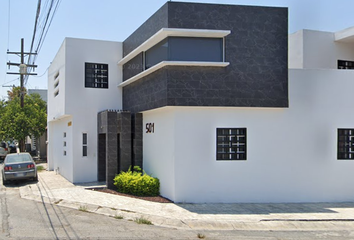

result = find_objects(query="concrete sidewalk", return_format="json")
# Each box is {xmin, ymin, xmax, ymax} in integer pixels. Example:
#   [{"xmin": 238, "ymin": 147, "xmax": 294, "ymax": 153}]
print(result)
[{"xmin": 19, "ymin": 167, "xmax": 354, "ymax": 230}]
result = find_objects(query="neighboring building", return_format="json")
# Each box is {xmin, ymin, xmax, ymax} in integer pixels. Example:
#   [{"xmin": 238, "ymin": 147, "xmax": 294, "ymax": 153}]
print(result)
[
  {"xmin": 48, "ymin": 2, "xmax": 354, "ymax": 203},
  {"xmin": 27, "ymin": 89, "xmax": 48, "ymax": 160},
  {"xmin": 28, "ymin": 89, "xmax": 47, "ymax": 103}
]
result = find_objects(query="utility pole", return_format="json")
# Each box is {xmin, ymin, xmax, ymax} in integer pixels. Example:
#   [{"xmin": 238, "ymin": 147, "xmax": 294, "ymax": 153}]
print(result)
[
  {"xmin": 6, "ymin": 38, "xmax": 38, "ymax": 153},
  {"xmin": 7, "ymin": 38, "xmax": 37, "ymax": 107}
]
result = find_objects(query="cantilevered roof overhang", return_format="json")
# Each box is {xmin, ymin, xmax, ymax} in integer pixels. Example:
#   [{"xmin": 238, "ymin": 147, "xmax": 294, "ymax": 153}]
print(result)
[{"xmin": 335, "ymin": 26, "xmax": 354, "ymax": 43}]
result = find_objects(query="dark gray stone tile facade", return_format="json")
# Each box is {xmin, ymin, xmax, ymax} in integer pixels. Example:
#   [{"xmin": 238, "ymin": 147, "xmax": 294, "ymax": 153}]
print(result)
[
  {"xmin": 122, "ymin": 2, "xmax": 288, "ymax": 112},
  {"xmin": 123, "ymin": 53, "xmax": 144, "ymax": 81},
  {"xmin": 123, "ymin": 4, "xmax": 168, "ymax": 57},
  {"xmin": 132, "ymin": 113, "xmax": 143, "ymax": 168},
  {"xmin": 97, "ymin": 110, "xmax": 143, "ymax": 189}
]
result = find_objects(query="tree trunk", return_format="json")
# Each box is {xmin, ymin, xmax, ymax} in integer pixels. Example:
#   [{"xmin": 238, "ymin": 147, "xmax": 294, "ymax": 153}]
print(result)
[{"xmin": 19, "ymin": 139, "xmax": 25, "ymax": 153}]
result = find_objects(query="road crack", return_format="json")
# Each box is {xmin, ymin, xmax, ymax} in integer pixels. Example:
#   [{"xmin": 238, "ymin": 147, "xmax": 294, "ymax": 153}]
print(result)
[{"xmin": 0, "ymin": 187, "xmax": 10, "ymax": 237}]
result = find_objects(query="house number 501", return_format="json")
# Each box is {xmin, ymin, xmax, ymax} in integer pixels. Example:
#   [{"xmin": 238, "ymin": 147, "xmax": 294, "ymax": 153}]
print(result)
[{"xmin": 146, "ymin": 123, "xmax": 154, "ymax": 133}]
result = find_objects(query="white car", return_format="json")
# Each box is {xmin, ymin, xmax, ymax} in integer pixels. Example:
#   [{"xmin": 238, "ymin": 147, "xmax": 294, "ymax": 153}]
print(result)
[{"xmin": 0, "ymin": 142, "xmax": 10, "ymax": 160}]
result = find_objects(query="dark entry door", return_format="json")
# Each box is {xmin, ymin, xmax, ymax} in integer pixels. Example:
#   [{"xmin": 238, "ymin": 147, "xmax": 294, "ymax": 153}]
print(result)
[{"xmin": 98, "ymin": 134, "xmax": 106, "ymax": 182}]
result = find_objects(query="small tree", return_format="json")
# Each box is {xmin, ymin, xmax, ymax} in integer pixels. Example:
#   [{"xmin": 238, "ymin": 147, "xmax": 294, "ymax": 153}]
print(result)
[
  {"xmin": 0, "ymin": 91, "xmax": 47, "ymax": 152},
  {"xmin": 7, "ymin": 86, "xmax": 25, "ymax": 101}
]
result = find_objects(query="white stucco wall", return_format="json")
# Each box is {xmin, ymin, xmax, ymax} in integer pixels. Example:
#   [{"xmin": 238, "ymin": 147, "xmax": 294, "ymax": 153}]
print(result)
[
  {"xmin": 143, "ymin": 69, "xmax": 354, "ymax": 203},
  {"xmin": 289, "ymin": 29, "xmax": 354, "ymax": 69},
  {"xmin": 48, "ymin": 38, "xmax": 123, "ymax": 183},
  {"xmin": 288, "ymin": 30, "xmax": 303, "ymax": 69},
  {"xmin": 48, "ymin": 40, "xmax": 66, "ymax": 121},
  {"xmin": 47, "ymin": 116, "xmax": 73, "ymax": 182},
  {"xmin": 65, "ymin": 38, "xmax": 123, "ymax": 183},
  {"xmin": 143, "ymin": 108, "xmax": 176, "ymax": 201}
]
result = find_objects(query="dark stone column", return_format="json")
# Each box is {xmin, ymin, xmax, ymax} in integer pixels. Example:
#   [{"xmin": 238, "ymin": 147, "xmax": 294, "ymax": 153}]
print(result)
[
  {"xmin": 117, "ymin": 112, "xmax": 132, "ymax": 172},
  {"xmin": 133, "ymin": 113, "xmax": 143, "ymax": 168},
  {"xmin": 106, "ymin": 111, "xmax": 119, "ymax": 189},
  {"xmin": 98, "ymin": 110, "xmax": 139, "ymax": 189}
]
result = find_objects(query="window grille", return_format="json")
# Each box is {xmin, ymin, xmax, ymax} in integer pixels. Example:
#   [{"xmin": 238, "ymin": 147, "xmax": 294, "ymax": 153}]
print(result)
[
  {"xmin": 83, "ymin": 133, "xmax": 88, "ymax": 157},
  {"xmin": 85, "ymin": 63, "xmax": 108, "ymax": 88},
  {"xmin": 217, "ymin": 128, "xmax": 246, "ymax": 160},
  {"xmin": 338, "ymin": 129, "xmax": 354, "ymax": 160},
  {"xmin": 338, "ymin": 60, "xmax": 354, "ymax": 70}
]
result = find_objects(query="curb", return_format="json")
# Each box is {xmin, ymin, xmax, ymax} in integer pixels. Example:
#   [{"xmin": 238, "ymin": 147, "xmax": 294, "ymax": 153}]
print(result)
[{"xmin": 19, "ymin": 185, "xmax": 354, "ymax": 231}]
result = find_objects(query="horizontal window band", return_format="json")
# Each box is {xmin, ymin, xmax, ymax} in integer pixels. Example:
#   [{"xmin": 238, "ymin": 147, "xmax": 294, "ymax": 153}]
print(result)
[{"xmin": 118, "ymin": 28, "xmax": 231, "ymax": 66}]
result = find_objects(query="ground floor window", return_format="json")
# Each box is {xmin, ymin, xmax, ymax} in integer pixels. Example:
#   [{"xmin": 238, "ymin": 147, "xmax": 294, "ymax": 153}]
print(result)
[
  {"xmin": 338, "ymin": 129, "xmax": 354, "ymax": 160},
  {"xmin": 83, "ymin": 133, "xmax": 87, "ymax": 157},
  {"xmin": 217, "ymin": 128, "xmax": 246, "ymax": 160},
  {"xmin": 338, "ymin": 60, "xmax": 354, "ymax": 70}
]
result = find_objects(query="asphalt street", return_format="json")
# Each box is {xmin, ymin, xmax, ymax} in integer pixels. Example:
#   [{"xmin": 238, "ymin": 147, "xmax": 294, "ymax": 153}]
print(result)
[{"xmin": 1, "ymin": 163, "xmax": 354, "ymax": 239}]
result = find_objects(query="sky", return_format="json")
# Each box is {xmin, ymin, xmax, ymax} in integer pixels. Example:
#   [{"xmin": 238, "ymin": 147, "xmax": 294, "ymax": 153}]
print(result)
[{"xmin": 0, "ymin": 0, "xmax": 353, "ymax": 100}]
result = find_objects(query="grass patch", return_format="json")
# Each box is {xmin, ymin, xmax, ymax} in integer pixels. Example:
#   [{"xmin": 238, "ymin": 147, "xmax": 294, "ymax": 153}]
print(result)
[
  {"xmin": 114, "ymin": 215, "xmax": 124, "ymax": 220},
  {"xmin": 54, "ymin": 199, "xmax": 63, "ymax": 204},
  {"xmin": 134, "ymin": 217, "xmax": 152, "ymax": 225},
  {"xmin": 78, "ymin": 205, "xmax": 88, "ymax": 212},
  {"xmin": 197, "ymin": 233, "xmax": 206, "ymax": 239},
  {"xmin": 36, "ymin": 165, "xmax": 45, "ymax": 172}
]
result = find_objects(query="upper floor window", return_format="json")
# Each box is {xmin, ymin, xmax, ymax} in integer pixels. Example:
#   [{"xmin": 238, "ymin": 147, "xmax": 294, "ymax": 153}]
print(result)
[
  {"xmin": 338, "ymin": 60, "xmax": 354, "ymax": 70},
  {"xmin": 54, "ymin": 71, "xmax": 60, "ymax": 80},
  {"xmin": 145, "ymin": 37, "xmax": 224, "ymax": 69},
  {"xmin": 85, "ymin": 63, "xmax": 108, "ymax": 88},
  {"xmin": 217, "ymin": 128, "xmax": 247, "ymax": 161},
  {"xmin": 338, "ymin": 129, "xmax": 354, "ymax": 160}
]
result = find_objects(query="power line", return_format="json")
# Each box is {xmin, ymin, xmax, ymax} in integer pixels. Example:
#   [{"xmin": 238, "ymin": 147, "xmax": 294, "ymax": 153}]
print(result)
[
  {"xmin": 36, "ymin": 0, "xmax": 62, "ymax": 54},
  {"xmin": 25, "ymin": 0, "xmax": 62, "ymax": 85},
  {"xmin": 7, "ymin": 0, "xmax": 11, "ymax": 51},
  {"xmin": 2, "ymin": 77, "xmax": 19, "ymax": 86},
  {"xmin": 3, "ymin": 0, "xmax": 12, "ymax": 92},
  {"xmin": 28, "ymin": 0, "xmax": 41, "ymax": 60},
  {"xmin": 33, "ymin": 67, "xmax": 49, "ymax": 78}
]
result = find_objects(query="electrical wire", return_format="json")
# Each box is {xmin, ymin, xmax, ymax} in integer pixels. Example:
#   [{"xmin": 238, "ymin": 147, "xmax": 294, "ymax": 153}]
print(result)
[
  {"xmin": 25, "ymin": 0, "xmax": 62, "ymax": 85},
  {"xmin": 3, "ymin": 0, "xmax": 12, "ymax": 96},
  {"xmin": 33, "ymin": 67, "xmax": 49, "ymax": 78},
  {"xmin": 2, "ymin": 78, "xmax": 19, "ymax": 86},
  {"xmin": 7, "ymin": 0, "xmax": 11, "ymax": 52},
  {"xmin": 36, "ymin": 0, "xmax": 61, "ymax": 54},
  {"xmin": 28, "ymin": 0, "xmax": 41, "ymax": 60}
]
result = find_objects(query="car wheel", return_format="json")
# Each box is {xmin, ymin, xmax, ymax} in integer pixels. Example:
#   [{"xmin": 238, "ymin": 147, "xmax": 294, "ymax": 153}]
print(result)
[
  {"xmin": 2, "ymin": 178, "xmax": 7, "ymax": 185},
  {"xmin": 34, "ymin": 175, "xmax": 38, "ymax": 182}
]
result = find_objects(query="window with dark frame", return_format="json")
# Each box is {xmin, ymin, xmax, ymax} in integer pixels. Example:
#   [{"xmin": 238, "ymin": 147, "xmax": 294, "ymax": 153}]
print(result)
[
  {"xmin": 85, "ymin": 63, "xmax": 108, "ymax": 88},
  {"xmin": 338, "ymin": 60, "xmax": 354, "ymax": 70},
  {"xmin": 217, "ymin": 128, "xmax": 247, "ymax": 161},
  {"xmin": 83, "ymin": 133, "xmax": 87, "ymax": 157},
  {"xmin": 338, "ymin": 129, "xmax": 354, "ymax": 160},
  {"xmin": 144, "ymin": 37, "xmax": 224, "ymax": 70}
]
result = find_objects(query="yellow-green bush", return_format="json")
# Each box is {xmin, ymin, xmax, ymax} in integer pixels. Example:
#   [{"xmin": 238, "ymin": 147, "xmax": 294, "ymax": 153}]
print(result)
[{"xmin": 113, "ymin": 166, "xmax": 160, "ymax": 196}]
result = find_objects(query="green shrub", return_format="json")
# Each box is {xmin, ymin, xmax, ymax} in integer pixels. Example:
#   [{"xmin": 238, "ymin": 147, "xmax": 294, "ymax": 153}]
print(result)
[{"xmin": 113, "ymin": 166, "xmax": 160, "ymax": 197}]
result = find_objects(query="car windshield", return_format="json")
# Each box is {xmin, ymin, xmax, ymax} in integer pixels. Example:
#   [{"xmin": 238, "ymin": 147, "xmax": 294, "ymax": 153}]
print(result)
[
  {"xmin": 0, "ymin": 142, "xmax": 6, "ymax": 148},
  {"xmin": 6, "ymin": 154, "xmax": 32, "ymax": 163}
]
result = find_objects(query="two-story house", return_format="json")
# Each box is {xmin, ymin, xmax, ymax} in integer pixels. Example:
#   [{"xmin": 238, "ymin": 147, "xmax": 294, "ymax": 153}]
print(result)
[{"xmin": 48, "ymin": 1, "xmax": 354, "ymax": 203}]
